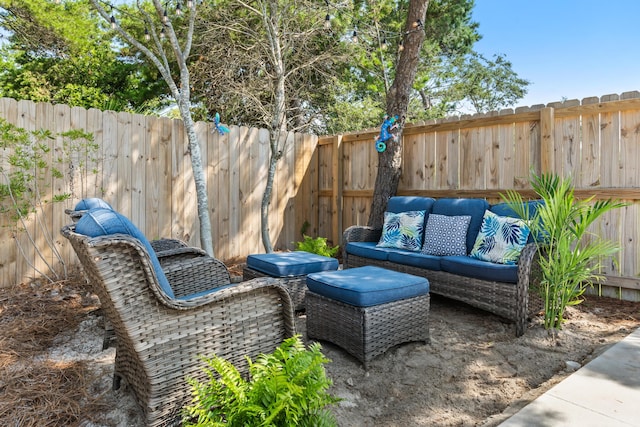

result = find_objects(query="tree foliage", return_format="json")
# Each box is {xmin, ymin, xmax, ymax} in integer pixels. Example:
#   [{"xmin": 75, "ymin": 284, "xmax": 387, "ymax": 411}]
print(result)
[
  {"xmin": 0, "ymin": 117, "xmax": 99, "ymax": 282},
  {"xmin": 0, "ymin": 0, "xmax": 167, "ymax": 111},
  {"xmin": 191, "ymin": 0, "xmax": 352, "ymax": 251},
  {"xmin": 326, "ymin": 0, "xmax": 529, "ymax": 133},
  {"xmin": 190, "ymin": 0, "xmax": 350, "ymax": 133}
]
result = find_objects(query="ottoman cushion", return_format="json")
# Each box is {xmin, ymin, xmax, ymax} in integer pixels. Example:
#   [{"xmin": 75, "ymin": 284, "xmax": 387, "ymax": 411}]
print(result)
[
  {"xmin": 246, "ymin": 251, "xmax": 338, "ymax": 277},
  {"xmin": 306, "ymin": 266, "xmax": 429, "ymax": 307}
]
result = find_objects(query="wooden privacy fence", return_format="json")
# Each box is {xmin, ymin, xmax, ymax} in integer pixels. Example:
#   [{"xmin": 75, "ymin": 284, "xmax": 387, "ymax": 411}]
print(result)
[
  {"xmin": 317, "ymin": 92, "xmax": 640, "ymax": 300},
  {"xmin": 2, "ymin": 93, "xmax": 640, "ymax": 301},
  {"xmin": 0, "ymin": 97, "xmax": 318, "ymax": 287}
]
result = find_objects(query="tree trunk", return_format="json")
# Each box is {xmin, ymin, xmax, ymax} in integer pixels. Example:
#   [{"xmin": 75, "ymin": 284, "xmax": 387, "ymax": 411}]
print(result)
[
  {"xmin": 261, "ymin": 150, "xmax": 279, "ymax": 253},
  {"xmin": 368, "ymin": 0, "xmax": 430, "ymax": 229},
  {"xmin": 259, "ymin": 0, "xmax": 288, "ymax": 253},
  {"xmin": 179, "ymin": 101, "xmax": 215, "ymax": 257}
]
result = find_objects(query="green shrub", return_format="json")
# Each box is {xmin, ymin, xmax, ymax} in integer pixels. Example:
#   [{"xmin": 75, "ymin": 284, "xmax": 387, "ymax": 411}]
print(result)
[
  {"xmin": 184, "ymin": 335, "xmax": 340, "ymax": 426},
  {"xmin": 295, "ymin": 235, "xmax": 339, "ymax": 258},
  {"xmin": 503, "ymin": 172, "xmax": 626, "ymax": 333},
  {"xmin": 0, "ymin": 118, "xmax": 98, "ymax": 282}
]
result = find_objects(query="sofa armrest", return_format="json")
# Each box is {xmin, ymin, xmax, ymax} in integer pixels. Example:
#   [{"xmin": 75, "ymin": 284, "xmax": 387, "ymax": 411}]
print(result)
[
  {"xmin": 515, "ymin": 242, "xmax": 544, "ymax": 336},
  {"xmin": 342, "ymin": 225, "xmax": 382, "ymax": 267},
  {"xmin": 343, "ymin": 225, "xmax": 382, "ymax": 244}
]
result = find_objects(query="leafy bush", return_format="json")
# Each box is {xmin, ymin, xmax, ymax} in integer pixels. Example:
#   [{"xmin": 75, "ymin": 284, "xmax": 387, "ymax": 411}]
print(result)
[
  {"xmin": 184, "ymin": 335, "xmax": 340, "ymax": 426},
  {"xmin": 295, "ymin": 235, "xmax": 339, "ymax": 258},
  {"xmin": 503, "ymin": 172, "xmax": 626, "ymax": 332},
  {"xmin": 0, "ymin": 118, "xmax": 98, "ymax": 282}
]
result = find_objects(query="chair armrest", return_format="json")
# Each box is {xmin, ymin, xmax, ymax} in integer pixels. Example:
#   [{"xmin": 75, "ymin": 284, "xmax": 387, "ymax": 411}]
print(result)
[
  {"xmin": 163, "ymin": 255, "xmax": 232, "ymax": 298},
  {"xmin": 157, "ymin": 246, "xmax": 210, "ymax": 268},
  {"xmin": 153, "ymin": 276, "xmax": 296, "ymax": 341},
  {"xmin": 151, "ymin": 238, "xmax": 189, "ymax": 253}
]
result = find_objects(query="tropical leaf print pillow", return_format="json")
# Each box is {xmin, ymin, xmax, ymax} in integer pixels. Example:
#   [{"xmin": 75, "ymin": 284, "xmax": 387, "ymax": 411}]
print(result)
[
  {"xmin": 376, "ymin": 210, "xmax": 426, "ymax": 251},
  {"xmin": 470, "ymin": 210, "xmax": 531, "ymax": 264}
]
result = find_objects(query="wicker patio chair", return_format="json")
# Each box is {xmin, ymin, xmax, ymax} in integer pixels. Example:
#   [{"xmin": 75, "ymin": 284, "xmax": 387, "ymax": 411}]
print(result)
[{"xmin": 61, "ymin": 212, "xmax": 295, "ymax": 427}]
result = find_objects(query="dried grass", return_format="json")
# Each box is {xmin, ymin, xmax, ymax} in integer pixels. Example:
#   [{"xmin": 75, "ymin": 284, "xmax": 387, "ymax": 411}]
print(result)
[
  {"xmin": 0, "ymin": 273, "xmax": 111, "ymax": 426},
  {"xmin": 0, "ymin": 359, "xmax": 111, "ymax": 426}
]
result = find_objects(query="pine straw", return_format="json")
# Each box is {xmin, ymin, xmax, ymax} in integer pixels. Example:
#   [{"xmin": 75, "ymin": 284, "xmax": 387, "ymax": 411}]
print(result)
[
  {"xmin": 0, "ymin": 359, "xmax": 111, "ymax": 426},
  {"xmin": 0, "ymin": 273, "xmax": 112, "ymax": 426}
]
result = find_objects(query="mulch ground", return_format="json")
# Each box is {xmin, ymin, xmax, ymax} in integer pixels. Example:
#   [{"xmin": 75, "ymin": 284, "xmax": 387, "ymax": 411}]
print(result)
[{"xmin": 1, "ymin": 267, "xmax": 639, "ymax": 426}]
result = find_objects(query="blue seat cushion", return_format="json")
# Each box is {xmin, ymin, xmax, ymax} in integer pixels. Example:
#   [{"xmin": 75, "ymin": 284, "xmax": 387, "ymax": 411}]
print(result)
[
  {"xmin": 306, "ymin": 266, "xmax": 430, "ymax": 307},
  {"xmin": 431, "ymin": 198, "xmax": 489, "ymax": 254},
  {"xmin": 440, "ymin": 255, "xmax": 518, "ymax": 283},
  {"xmin": 387, "ymin": 251, "xmax": 442, "ymax": 271},
  {"xmin": 74, "ymin": 197, "xmax": 113, "ymax": 211},
  {"xmin": 246, "ymin": 251, "xmax": 339, "ymax": 277},
  {"xmin": 346, "ymin": 242, "xmax": 409, "ymax": 261},
  {"xmin": 75, "ymin": 208, "xmax": 175, "ymax": 298}
]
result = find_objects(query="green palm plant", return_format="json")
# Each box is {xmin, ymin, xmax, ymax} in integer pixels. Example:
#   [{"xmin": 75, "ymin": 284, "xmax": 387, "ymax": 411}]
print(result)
[
  {"xmin": 183, "ymin": 335, "xmax": 340, "ymax": 427},
  {"xmin": 503, "ymin": 172, "xmax": 627, "ymax": 333}
]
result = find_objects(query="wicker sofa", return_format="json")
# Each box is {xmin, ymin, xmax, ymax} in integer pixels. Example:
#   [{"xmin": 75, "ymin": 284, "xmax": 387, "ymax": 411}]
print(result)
[{"xmin": 342, "ymin": 196, "xmax": 543, "ymax": 336}]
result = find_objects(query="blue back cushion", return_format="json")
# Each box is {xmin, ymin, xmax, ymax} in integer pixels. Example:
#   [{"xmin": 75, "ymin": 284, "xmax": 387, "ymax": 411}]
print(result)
[
  {"xmin": 386, "ymin": 196, "xmax": 436, "ymax": 214},
  {"xmin": 74, "ymin": 198, "xmax": 113, "ymax": 212},
  {"xmin": 75, "ymin": 208, "xmax": 174, "ymax": 299},
  {"xmin": 490, "ymin": 200, "xmax": 544, "ymax": 219},
  {"xmin": 432, "ymin": 198, "xmax": 489, "ymax": 254}
]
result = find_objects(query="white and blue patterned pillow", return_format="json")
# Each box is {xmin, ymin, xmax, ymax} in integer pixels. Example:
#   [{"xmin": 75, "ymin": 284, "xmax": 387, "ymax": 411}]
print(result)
[
  {"xmin": 470, "ymin": 210, "xmax": 531, "ymax": 264},
  {"xmin": 377, "ymin": 210, "xmax": 426, "ymax": 251},
  {"xmin": 421, "ymin": 214, "xmax": 471, "ymax": 256}
]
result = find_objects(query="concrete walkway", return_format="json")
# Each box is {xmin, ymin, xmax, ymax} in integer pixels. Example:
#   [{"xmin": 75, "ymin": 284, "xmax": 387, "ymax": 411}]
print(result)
[{"xmin": 498, "ymin": 327, "xmax": 640, "ymax": 426}]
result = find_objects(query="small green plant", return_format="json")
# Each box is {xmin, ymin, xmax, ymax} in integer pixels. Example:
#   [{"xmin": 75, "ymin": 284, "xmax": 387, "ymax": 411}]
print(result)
[
  {"xmin": 184, "ymin": 335, "xmax": 340, "ymax": 426},
  {"xmin": 503, "ymin": 172, "xmax": 627, "ymax": 333},
  {"xmin": 0, "ymin": 118, "xmax": 98, "ymax": 282},
  {"xmin": 295, "ymin": 234, "xmax": 339, "ymax": 258}
]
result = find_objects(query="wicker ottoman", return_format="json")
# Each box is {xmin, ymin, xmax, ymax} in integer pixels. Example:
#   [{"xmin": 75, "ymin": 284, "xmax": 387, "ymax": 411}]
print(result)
[
  {"xmin": 243, "ymin": 251, "xmax": 339, "ymax": 311},
  {"xmin": 305, "ymin": 266, "xmax": 430, "ymax": 368}
]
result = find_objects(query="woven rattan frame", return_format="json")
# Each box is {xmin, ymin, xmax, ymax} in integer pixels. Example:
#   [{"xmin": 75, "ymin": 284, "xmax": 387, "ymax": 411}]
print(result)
[
  {"xmin": 306, "ymin": 291, "xmax": 430, "ymax": 369},
  {"xmin": 342, "ymin": 225, "xmax": 543, "ymax": 337},
  {"xmin": 242, "ymin": 266, "xmax": 308, "ymax": 311},
  {"xmin": 61, "ymin": 224, "xmax": 296, "ymax": 427}
]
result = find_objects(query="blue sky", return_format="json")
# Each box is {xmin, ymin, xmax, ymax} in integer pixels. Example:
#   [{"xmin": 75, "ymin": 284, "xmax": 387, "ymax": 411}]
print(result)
[{"xmin": 471, "ymin": 0, "xmax": 640, "ymax": 108}]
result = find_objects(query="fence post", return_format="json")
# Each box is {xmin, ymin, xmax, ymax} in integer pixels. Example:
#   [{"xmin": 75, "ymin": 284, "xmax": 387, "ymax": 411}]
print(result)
[
  {"xmin": 331, "ymin": 135, "xmax": 343, "ymax": 247},
  {"xmin": 540, "ymin": 107, "xmax": 555, "ymax": 174}
]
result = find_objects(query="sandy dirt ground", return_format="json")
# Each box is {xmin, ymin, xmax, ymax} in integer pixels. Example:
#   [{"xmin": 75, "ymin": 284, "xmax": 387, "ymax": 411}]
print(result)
[{"xmin": 2, "ymin": 269, "xmax": 639, "ymax": 427}]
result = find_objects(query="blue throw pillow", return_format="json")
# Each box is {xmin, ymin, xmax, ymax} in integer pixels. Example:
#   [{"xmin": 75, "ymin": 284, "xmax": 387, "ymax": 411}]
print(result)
[
  {"xmin": 432, "ymin": 198, "xmax": 489, "ymax": 254},
  {"xmin": 377, "ymin": 210, "xmax": 426, "ymax": 251},
  {"xmin": 470, "ymin": 210, "xmax": 531, "ymax": 265},
  {"xmin": 421, "ymin": 214, "xmax": 471, "ymax": 256},
  {"xmin": 75, "ymin": 208, "xmax": 174, "ymax": 298}
]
